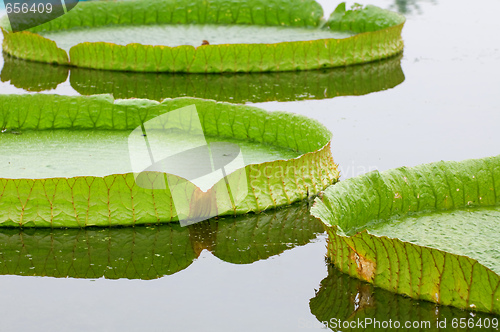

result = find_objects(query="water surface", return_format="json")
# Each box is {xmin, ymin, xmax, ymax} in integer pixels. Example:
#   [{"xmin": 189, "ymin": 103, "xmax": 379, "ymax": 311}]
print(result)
[{"xmin": 1, "ymin": 0, "xmax": 500, "ymax": 330}]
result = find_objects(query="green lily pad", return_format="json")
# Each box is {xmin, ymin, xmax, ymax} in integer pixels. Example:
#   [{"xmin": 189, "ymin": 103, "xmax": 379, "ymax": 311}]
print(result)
[
  {"xmin": 0, "ymin": 200, "xmax": 322, "ymax": 279},
  {"xmin": 311, "ymin": 155, "xmax": 500, "ymax": 314},
  {"xmin": 0, "ymin": 94, "xmax": 339, "ymax": 227},
  {"xmin": 0, "ymin": 224, "xmax": 196, "ymax": 279},
  {"xmin": 0, "ymin": 53, "xmax": 405, "ymax": 102},
  {"xmin": 368, "ymin": 206, "xmax": 500, "ymax": 275},
  {"xmin": 39, "ymin": 24, "xmax": 355, "ymax": 52},
  {"xmin": 310, "ymin": 265, "xmax": 500, "ymax": 331},
  {"xmin": 0, "ymin": 55, "xmax": 70, "ymax": 92},
  {"xmin": 0, "ymin": 0, "xmax": 405, "ymax": 72}
]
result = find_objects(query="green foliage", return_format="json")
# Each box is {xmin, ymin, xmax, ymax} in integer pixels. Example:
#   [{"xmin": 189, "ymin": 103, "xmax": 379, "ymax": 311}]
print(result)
[
  {"xmin": 312, "ymin": 155, "xmax": 500, "ymax": 314},
  {"xmin": 212, "ymin": 200, "xmax": 323, "ymax": 264},
  {"xmin": 1, "ymin": 54, "xmax": 69, "ymax": 91},
  {"xmin": 0, "ymin": 94, "xmax": 338, "ymax": 227}
]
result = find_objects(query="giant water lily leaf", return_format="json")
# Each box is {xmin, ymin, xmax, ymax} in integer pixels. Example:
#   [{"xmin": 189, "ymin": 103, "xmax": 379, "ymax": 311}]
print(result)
[
  {"xmin": 0, "ymin": 200, "xmax": 322, "ymax": 279},
  {"xmin": 0, "ymin": 53, "xmax": 404, "ymax": 102},
  {"xmin": 0, "ymin": 94, "xmax": 338, "ymax": 227},
  {"xmin": 0, "ymin": 0, "xmax": 405, "ymax": 72},
  {"xmin": 0, "ymin": 224, "xmax": 196, "ymax": 279},
  {"xmin": 311, "ymin": 155, "xmax": 500, "ymax": 314},
  {"xmin": 310, "ymin": 265, "xmax": 499, "ymax": 331}
]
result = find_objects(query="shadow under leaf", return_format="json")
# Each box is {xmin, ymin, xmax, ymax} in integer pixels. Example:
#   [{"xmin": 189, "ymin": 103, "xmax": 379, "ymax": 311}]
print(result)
[
  {"xmin": 1, "ymin": 53, "xmax": 69, "ymax": 92},
  {"xmin": 0, "ymin": 200, "xmax": 323, "ymax": 280}
]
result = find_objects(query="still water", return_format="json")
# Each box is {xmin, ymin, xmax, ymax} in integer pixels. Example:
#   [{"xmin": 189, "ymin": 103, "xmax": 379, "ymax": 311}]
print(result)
[{"xmin": 0, "ymin": 0, "xmax": 500, "ymax": 331}]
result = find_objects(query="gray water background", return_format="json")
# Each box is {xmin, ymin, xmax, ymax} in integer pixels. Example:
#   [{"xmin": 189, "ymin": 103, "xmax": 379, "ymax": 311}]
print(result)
[{"xmin": 0, "ymin": 0, "xmax": 499, "ymax": 330}]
